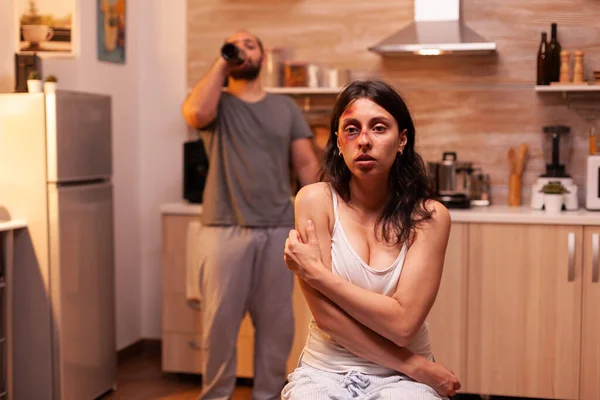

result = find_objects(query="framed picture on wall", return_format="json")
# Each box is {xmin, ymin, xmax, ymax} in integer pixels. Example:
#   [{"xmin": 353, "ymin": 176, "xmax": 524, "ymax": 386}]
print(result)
[
  {"xmin": 16, "ymin": 0, "xmax": 74, "ymax": 56},
  {"xmin": 97, "ymin": 0, "xmax": 126, "ymax": 64}
]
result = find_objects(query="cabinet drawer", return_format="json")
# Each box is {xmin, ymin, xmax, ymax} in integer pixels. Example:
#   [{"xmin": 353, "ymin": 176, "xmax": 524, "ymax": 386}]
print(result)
[
  {"xmin": 162, "ymin": 332, "xmax": 203, "ymax": 374},
  {"xmin": 162, "ymin": 291, "xmax": 201, "ymax": 333},
  {"xmin": 162, "ymin": 315, "xmax": 255, "ymax": 378},
  {"xmin": 162, "ymin": 215, "xmax": 201, "ymax": 294}
]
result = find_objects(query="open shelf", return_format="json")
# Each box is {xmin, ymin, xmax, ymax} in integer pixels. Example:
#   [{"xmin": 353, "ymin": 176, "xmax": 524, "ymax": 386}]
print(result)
[
  {"xmin": 535, "ymin": 83, "xmax": 600, "ymax": 120},
  {"xmin": 535, "ymin": 84, "xmax": 600, "ymax": 93}
]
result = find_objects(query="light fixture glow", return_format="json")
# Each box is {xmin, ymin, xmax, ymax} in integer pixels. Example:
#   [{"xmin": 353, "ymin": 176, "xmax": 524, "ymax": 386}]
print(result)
[{"xmin": 417, "ymin": 49, "xmax": 442, "ymax": 56}]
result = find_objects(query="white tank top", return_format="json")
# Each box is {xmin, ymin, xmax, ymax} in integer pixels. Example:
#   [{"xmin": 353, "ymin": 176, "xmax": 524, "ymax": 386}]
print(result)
[{"xmin": 299, "ymin": 185, "xmax": 433, "ymax": 375}]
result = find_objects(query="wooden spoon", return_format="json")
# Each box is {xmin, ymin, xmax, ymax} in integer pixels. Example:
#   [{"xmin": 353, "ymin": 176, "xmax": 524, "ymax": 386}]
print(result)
[
  {"xmin": 516, "ymin": 143, "xmax": 529, "ymax": 176},
  {"xmin": 508, "ymin": 147, "xmax": 516, "ymax": 175}
]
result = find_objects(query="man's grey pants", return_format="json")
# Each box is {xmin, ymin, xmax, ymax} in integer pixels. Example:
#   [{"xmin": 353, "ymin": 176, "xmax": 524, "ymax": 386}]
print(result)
[{"xmin": 195, "ymin": 225, "xmax": 294, "ymax": 400}]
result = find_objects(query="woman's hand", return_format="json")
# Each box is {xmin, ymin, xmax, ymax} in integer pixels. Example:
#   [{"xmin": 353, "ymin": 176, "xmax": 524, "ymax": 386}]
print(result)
[
  {"xmin": 284, "ymin": 220, "xmax": 325, "ymax": 282},
  {"xmin": 414, "ymin": 360, "xmax": 461, "ymax": 398}
]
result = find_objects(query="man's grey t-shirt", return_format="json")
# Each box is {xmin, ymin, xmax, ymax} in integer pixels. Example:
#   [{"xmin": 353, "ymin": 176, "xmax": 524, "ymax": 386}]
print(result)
[{"xmin": 199, "ymin": 92, "xmax": 313, "ymax": 228}]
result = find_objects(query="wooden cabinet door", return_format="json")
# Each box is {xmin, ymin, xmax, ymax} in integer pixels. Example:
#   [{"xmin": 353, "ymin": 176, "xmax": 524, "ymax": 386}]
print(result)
[
  {"xmin": 161, "ymin": 215, "xmax": 204, "ymax": 374},
  {"xmin": 162, "ymin": 215, "xmax": 203, "ymax": 335},
  {"xmin": 161, "ymin": 215, "xmax": 255, "ymax": 377},
  {"xmin": 467, "ymin": 223, "xmax": 583, "ymax": 399},
  {"xmin": 580, "ymin": 227, "xmax": 600, "ymax": 400},
  {"xmin": 427, "ymin": 222, "xmax": 469, "ymax": 389}
]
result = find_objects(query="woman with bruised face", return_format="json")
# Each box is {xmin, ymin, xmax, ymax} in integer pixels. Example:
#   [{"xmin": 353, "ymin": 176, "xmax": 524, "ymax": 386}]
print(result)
[{"xmin": 282, "ymin": 80, "xmax": 461, "ymax": 399}]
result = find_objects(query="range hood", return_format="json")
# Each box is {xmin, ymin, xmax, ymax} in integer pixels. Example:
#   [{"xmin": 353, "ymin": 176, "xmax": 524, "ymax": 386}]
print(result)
[{"xmin": 368, "ymin": 0, "xmax": 496, "ymax": 55}]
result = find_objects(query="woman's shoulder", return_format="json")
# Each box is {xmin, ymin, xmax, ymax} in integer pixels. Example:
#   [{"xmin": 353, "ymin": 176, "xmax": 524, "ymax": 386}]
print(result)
[
  {"xmin": 295, "ymin": 182, "xmax": 333, "ymax": 209},
  {"xmin": 406, "ymin": 199, "xmax": 451, "ymax": 248},
  {"xmin": 294, "ymin": 182, "xmax": 336, "ymax": 232},
  {"xmin": 421, "ymin": 199, "xmax": 451, "ymax": 228}
]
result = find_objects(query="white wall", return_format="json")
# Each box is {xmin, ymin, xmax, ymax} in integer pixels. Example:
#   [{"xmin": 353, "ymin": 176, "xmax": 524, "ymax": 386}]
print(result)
[
  {"xmin": 0, "ymin": 0, "xmax": 186, "ymax": 346},
  {"xmin": 137, "ymin": 0, "xmax": 187, "ymax": 338}
]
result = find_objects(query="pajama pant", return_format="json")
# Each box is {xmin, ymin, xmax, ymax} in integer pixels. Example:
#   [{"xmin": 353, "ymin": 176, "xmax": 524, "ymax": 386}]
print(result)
[
  {"xmin": 281, "ymin": 361, "xmax": 448, "ymax": 400},
  {"xmin": 193, "ymin": 225, "xmax": 294, "ymax": 400}
]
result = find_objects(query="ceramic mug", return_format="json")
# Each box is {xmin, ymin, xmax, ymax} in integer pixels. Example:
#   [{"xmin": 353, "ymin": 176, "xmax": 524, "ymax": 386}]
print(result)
[{"xmin": 22, "ymin": 25, "xmax": 54, "ymax": 45}]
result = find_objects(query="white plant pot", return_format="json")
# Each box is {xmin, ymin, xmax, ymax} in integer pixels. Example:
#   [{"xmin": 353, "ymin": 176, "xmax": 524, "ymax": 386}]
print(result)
[
  {"xmin": 544, "ymin": 193, "xmax": 564, "ymax": 213},
  {"xmin": 44, "ymin": 82, "xmax": 57, "ymax": 93},
  {"xmin": 27, "ymin": 79, "xmax": 43, "ymax": 93}
]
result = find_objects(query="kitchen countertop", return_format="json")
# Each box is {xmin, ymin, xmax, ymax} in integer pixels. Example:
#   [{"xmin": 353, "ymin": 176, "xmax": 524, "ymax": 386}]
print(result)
[
  {"xmin": 0, "ymin": 220, "xmax": 28, "ymax": 232},
  {"xmin": 160, "ymin": 202, "xmax": 204, "ymax": 216},
  {"xmin": 448, "ymin": 205, "xmax": 600, "ymax": 225},
  {"xmin": 160, "ymin": 201, "xmax": 600, "ymax": 225}
]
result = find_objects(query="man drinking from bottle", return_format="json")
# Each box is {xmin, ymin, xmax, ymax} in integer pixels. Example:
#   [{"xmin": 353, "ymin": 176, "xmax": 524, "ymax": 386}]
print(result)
[{"xmin": 181, "ymin": 30, "xmax": 320, "ymax": 400}]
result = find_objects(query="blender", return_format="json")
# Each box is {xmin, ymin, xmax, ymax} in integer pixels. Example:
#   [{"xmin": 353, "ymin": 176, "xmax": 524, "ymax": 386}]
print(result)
[{"xmin": 531, "ymin": 125, "xmax": 579, "ymax": 210}]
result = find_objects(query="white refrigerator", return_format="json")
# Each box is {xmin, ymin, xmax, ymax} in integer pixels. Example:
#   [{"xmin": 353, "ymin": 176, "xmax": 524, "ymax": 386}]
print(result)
[{"xmin": 0, "ymin": 90, "xmax": 117, "ymax": 399}]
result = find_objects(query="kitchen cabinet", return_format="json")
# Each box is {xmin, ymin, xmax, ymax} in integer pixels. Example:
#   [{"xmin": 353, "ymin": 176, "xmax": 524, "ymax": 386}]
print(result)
[
  {"xmin": 580, "ymin": 227, "xmax": 600, "ymax": 400},
  {"xmin": 467, "ymin": 223, "xmax": 583, "ymax": 399},
  {"xmin": 161, "ymin": 215, "xmax": 203, "ymax": 374},
  {"xmin": 429, "ymin": 222, "xmax": 599, "ymax": 400},
  {"xmin": 161, "ymin": 215, "xmax": 257, "ymax": 377},
  {"xmin": 160, "ymin": 215, "xmax": 310, "ymax": 378},
  {"xmin": 160, "ymin": 203, "xmax": 600, "ymax": 399},
  {"xmin": 427, "ymin": 223, "xmax": 468, "ymax": 387},
  {"xmin": 428, "ymin": 220, "xmax": 600, "ymax": 400}
]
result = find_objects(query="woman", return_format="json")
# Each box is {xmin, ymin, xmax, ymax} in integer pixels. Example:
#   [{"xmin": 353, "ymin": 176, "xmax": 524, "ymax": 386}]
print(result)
[{"xmin": 282, "ymin": 79, "xmax": 460, "ymax": 399}]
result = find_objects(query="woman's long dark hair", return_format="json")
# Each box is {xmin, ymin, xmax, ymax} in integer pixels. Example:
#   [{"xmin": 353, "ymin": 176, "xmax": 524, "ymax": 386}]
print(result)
[{"xmin": 320, "ymin": 79, "xmax": 435, "ymax": 245}]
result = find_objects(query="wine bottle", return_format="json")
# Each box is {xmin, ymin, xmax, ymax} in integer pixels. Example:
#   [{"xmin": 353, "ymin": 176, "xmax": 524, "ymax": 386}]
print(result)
[
  {"xmin": 548, "ymin": 23, "xmax": 561, "ymax": 82},
  {"xmin": 537, "ymin": 32, "xmax": 549, "ymax": 85}
]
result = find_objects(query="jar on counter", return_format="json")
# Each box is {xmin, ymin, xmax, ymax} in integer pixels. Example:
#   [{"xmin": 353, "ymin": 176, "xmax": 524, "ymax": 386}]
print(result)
[
  {"xmin": 284, "ymin": 61, "xmax": 314, "ymax": 87},
  {"xmin": 321, "ymin": 68, "xmax": 351, "ymax": 88},
  {"xmin": 260, "ymin": 48, "xmax": 290, "ymax": 88}
]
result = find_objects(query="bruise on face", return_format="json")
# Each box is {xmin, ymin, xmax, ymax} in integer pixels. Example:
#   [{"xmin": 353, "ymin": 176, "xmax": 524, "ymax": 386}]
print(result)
[
  {"xmin": 337, "ymin": 99, "xmax": 400, "ymax": 153},
  {"xmin": 339, "ymin": 102, "xmax": 393, "ymax": 136},
  {"xmin": 341, "ymin": 103, "xmax": 357, "ymax": 119},
  {"xmin": 338, "ymin": 103, "xmax": 357, "ymax": 142}
]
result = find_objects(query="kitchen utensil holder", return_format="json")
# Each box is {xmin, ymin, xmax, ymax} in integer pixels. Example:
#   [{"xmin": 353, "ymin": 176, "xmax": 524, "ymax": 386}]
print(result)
[{"xmin": 508, "ymin": 173, "xmax": 522, "ymax": 206}]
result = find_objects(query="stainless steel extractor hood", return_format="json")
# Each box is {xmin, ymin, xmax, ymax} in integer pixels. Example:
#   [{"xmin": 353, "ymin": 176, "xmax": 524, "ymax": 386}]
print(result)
[{"xmin": 368, "ymin": 0, "xmax": 496, "ymax": 55}]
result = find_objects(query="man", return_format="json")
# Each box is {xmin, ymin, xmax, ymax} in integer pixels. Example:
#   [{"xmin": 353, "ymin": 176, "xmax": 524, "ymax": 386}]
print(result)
[{"xmin": 181, "ymin": 30, "xmax": 320, "ymax": 400}]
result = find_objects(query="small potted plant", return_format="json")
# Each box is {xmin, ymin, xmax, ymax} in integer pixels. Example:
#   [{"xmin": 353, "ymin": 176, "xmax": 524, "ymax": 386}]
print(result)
[
  {"xmin": 44, "ymin": 75, "xmax": 58, "ymax": 93},
  {"xmin": 540, "ymin": 181, "xmax": 569, "ymax": 213},
  {"xmin": 27, "ymin": 70, "xmax": 43, "ymax": 93}
]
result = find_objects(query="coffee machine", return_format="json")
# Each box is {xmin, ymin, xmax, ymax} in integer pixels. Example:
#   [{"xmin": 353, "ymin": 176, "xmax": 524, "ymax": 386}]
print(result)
[
  {"xmin": 531, "ymin": 125, "xmax": 579, "ymax": 210},
  {"xmin": 428, "ymin": 152, "xmax": 474, "ymax": 209}
]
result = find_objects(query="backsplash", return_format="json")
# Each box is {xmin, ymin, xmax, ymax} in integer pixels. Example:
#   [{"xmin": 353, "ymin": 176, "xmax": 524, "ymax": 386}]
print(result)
[{"xmin": 187, "ymin": 0, "xmax": 600, "ymax": 205}]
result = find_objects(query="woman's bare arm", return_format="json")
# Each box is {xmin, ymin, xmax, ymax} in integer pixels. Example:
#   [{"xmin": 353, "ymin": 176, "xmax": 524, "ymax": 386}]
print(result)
[
  {"xmin": 285, "ymin": 183, "xmax": 459, "ymax": 396},
  {"xmin": 296, "ymin": 200, "xmax": 451, "ymax": 348},
  {"xmin": 296, "ymin": 278, "xmax": 430, "ymax": 379}
]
